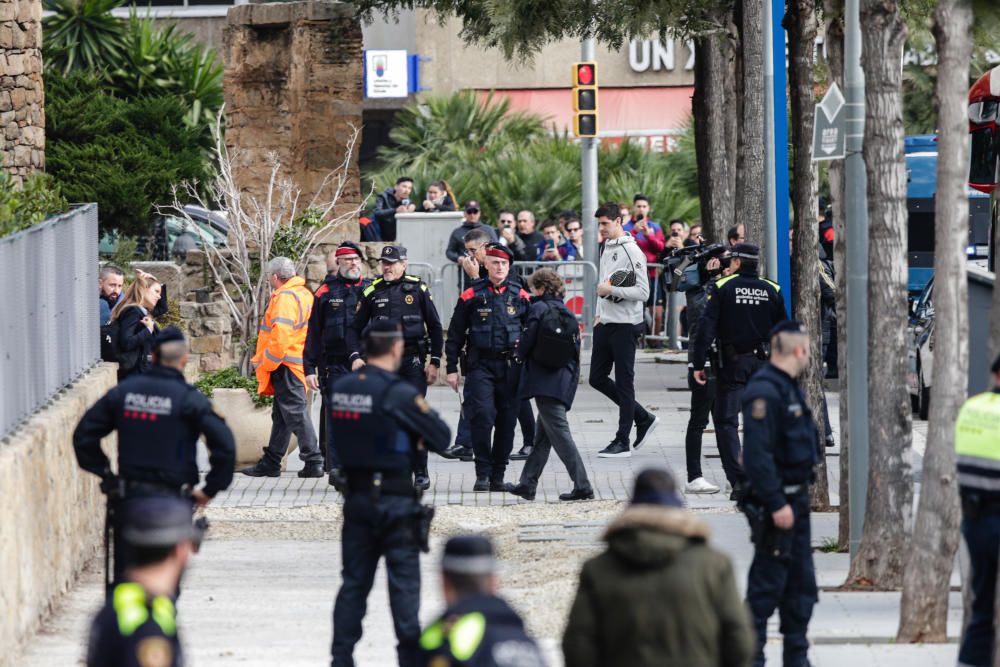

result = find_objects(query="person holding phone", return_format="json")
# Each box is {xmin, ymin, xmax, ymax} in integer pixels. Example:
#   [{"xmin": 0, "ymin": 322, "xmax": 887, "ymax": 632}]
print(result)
[
  {"xmin": 623, "ymin": 195, "xmax": 667, "ymax": 336},
  {"xmin": 536, "ymin": 220, "xmax": 577, "ymax": 262},
  {"xmin": 421, "ymin": 180, "xmax": 457, "ymax": 212}
]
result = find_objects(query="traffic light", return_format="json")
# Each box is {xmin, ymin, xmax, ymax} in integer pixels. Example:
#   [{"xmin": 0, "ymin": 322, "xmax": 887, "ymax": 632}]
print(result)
[{"xmin": 572, "ymin": 62, "xmax": 598, "ymax": 138}]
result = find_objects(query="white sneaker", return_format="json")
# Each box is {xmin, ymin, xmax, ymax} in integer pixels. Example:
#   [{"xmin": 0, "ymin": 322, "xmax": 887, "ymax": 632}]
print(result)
[{"xmin": 685, "ymin": 477, "xmax": 721, "ymax": 494}]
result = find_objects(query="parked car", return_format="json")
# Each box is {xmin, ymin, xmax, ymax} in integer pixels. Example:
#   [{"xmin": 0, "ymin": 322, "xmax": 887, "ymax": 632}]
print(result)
[
  {"xmin": 906, "ymin": 278, "xmax": 934, "ymax": 420},
  {"xmin": 99, "ymin": 205, "xmax": 228, "ymax": 261}
]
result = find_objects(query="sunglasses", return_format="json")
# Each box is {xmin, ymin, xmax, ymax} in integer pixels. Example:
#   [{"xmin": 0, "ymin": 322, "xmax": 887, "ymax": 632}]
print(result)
[
  {"xmin": 567, "ymin": 227, "xmax": 581, "ymax": 232},
  {"xmin": 466, "ymin": 208, "xmax": 480, "ymax": 214}
]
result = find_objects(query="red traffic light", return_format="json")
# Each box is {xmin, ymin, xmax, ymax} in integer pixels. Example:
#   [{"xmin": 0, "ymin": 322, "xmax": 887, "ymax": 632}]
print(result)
[{"xmin": 577, "ymin": 64, "xmax": 593, "ymax": 85}]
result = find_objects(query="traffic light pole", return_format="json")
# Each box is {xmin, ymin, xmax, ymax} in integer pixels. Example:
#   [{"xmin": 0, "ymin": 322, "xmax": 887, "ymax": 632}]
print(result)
[{"xmin": 581, "ymin": 38, "xmax": 599, "ymax": 263}]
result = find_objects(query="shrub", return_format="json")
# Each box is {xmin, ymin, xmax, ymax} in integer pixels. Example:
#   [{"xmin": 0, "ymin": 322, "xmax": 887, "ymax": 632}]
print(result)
[
  {"xmin": 0, "ymin": 172, "xmax": 70, "ymax": 237},
  {"xmin": 195, "ymin": 367, "xmax": 273, "ymax": 408}
]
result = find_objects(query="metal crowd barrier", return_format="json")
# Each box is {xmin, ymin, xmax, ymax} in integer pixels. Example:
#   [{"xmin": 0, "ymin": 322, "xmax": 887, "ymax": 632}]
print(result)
[
  {"xmin": 643, "ymin": 262, "xmax": 681, "ymax": 349},
  {"xmin": 0, "ymin": 204, "xmax": 100, "ymax": 439}
]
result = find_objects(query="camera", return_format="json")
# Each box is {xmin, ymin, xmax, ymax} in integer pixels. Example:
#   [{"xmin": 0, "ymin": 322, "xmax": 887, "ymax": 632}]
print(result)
[{"xmin": 662, "ymin": 243, "xmax": 727, "ymax": 292}]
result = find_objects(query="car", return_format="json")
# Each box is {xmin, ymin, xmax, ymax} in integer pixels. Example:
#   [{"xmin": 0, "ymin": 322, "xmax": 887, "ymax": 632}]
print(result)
[
  {"xmin": 99, "ymin": 205, "xmax": 228, "ymax": 261},
  {"xmin": 906, "ymin": 277, "xmax": 934, "ymax": 420}
]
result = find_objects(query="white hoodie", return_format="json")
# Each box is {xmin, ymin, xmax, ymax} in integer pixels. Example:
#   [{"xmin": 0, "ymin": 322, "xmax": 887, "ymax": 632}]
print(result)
[{"xmin": 596, "ymin": 233, "xmax": 649, "ymax": 325}]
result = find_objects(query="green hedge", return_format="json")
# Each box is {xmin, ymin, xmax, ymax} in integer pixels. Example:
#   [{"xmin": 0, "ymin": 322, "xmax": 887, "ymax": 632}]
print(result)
[
  {"xmin": 195, "ymin": 367, "xmax": 273, "ymax": 408},
  {"xmin": 0, "ymin": 172, "xmax": 70, "ymax": 238}
]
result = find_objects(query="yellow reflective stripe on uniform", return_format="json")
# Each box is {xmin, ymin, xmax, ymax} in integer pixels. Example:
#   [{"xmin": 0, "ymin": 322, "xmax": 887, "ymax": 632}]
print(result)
[
  {"xmin": 362, "ymin": 282, "xmax": 379, "ymax": 297},
  {"xmin": 271, "ymin": 317, "xmax": 296, "ymax": 327},
  {"xmin": 404, "ymin": 275, "xmax": 420, "ymax": 282},
  {"xmin": 955, "ymin": 393, "xmax": 1000, "ymax": 460},
  {"xmin": 114, "ymin": 583, "xmax": 149, "ymax": 637},
  {"xmin": 151, "ymin": 596, "xmax": 177, "ymax": 636},
  {"xmin": 762, "ymin": 278, "xmax": 780, "ymax": 291},
  {"xmin": 449, "ymin": 612, "xmax": 487, "ymax": 661},
  {"xmin": 419, "ymin": 620, "xmax": 445, "ymax": 650},
  {"xmin": 715, "ymin": 274, "xmax": 738, "ymax": 288}
]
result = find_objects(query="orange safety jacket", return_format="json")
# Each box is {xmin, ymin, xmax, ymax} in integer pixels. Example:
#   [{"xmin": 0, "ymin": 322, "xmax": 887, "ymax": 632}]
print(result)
[{"xmin": 252, "ymin": 276, "xmax": 314, "ymax": 396}]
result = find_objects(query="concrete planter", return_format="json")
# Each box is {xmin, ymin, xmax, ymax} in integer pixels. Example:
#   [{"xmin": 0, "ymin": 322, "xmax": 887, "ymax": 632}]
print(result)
[{"xmin": 210, "ymin": 388, "xmax": 297, "ymax": 469}]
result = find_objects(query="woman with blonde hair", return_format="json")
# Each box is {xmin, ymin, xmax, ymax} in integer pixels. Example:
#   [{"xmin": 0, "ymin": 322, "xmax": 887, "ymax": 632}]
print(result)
[{"xmin": 110, "ymin": 270, "xmax": 162, "ymax": 380}]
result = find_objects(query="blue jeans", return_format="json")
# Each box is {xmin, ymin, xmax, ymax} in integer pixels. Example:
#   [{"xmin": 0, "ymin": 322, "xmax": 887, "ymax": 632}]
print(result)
[
  {"xmin": 331, "ymin": 494, "xmax": 421, "ymax": 667},
  {"xmin": 959, "ymin": 512, "xmax": 1000, "ymax": 666}
]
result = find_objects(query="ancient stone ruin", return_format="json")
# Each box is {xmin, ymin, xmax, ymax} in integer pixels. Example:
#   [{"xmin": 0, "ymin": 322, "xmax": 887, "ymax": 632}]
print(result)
[{"xmin": 0, "ymin": 0, "xmax": 44, "ymax": 184}]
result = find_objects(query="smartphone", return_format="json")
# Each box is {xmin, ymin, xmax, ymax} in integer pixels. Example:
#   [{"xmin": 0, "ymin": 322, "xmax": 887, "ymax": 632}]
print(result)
[
  {"xmin": 401, "ymin": 198, "xmax": 411, "ymax": 206},
  {"xmin": 545, "ymin": 238, "xmax": 557, "ymax": 252},
  {"xmin": 636, "ymin": 213, "xmax": 645, "ymax": 221},
  {"xmin": 671, "ymin": 231, "xmax": 680, "ymax": 238}
]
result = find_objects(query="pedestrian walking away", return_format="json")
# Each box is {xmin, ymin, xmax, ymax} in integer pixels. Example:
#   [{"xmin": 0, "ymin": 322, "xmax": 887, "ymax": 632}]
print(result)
[
  {"xmin": 242, "ymin": 257, "xmax": 325, "ymax": 479},
  {"xmin": 347, "ymin": 244, "xmax": 444, "ymax": 490},
  {"xmin": 73, "ymin": 327, "xmax": 235, "ymax": 592},
  {"xmin": 329, "ymin": 321, "xmax": 451, "ymax": 667},
  {"xmin": 109, "ymin": 271, "xmax": 164, "ymax": 381},
  {"xmin": 419, "ymin": 535, "xmax": 546, "ymax": 667},
  {"xmin": 956, "ymin": 353, "xmax": 1000, "ymax": 667},
  {"xmin": 739, "ymin": 321, "xmax": 820, "ymax": 667},
  {"xmin": 563, "ymin": 468, "xmax": 753, "ymax": 667},
  {"xmin": 446, "ymin": 243, "xmax": 530, "ymax": 492},
  {"xmin": 504, "ymin": 268, "xmax": 592, "ymax": 502},
  {"xmin": 305, "ymin": 242, "xmax": 370, "ymax": 478},
  {"xmin": 588, "ymin": 202, "xmax": 659, "ymax": 458},
  {"xmin": 691, "ymin": 243, "xmax": 786, "ymax": 500}
]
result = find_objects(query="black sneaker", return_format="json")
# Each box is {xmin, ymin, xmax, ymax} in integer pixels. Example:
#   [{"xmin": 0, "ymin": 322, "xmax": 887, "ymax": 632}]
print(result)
[
  {"xmin": 240, "ymin": 460, "xmax": 280, "ymax": 477},
  {"xmin": 509, "ymin": 445, "xmax": 533, "ymax": 461},
  {"xmin": 473, "ymin": 477, "xmax": 490, "ymax": 492},
  {"xmin": 597, "ymin": 439, "xmax": 631, "ymax": 458},
  {"xmin": 559, "ymin": 487, "xmax": 595, "ymax": 501},
  {"xmin": 503, "ymin": 482, "xmax": 536, "ymax": 501},
  {"xmin": 414, "ymin": 471, "xmax": 431, "ymax": 491},
  {"xmin": 633, "ymin": 413, "xmax": 660, "ymax": 449},
  {"xmin": 298, "ymin": 463, "xmax": 324, "ymax": 478}
]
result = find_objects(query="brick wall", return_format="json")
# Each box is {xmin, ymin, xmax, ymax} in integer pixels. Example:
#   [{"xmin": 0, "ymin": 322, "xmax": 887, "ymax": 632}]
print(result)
[{"xmin": 0, "ymin": 0, "xmax": 43, "ymax": 184}]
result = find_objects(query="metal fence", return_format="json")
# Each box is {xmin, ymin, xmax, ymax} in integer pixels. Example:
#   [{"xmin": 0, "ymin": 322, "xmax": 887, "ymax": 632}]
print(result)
[
  {"xmin": 0, "ymin": 204, "xmax": 100, "ymax": 439},
  {"xmin": 643, "ymin": 262, "xmax": 684, "ymax": 349}
]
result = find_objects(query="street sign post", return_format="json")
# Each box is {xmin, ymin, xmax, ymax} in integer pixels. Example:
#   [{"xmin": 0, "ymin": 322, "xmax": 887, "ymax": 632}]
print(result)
[{"xmin": 812, "ymin": 82, "xmax": 846, "ymax": 161}]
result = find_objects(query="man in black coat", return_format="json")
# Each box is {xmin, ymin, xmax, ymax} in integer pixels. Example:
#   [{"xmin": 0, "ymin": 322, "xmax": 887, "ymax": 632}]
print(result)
[
  {"xmin": 445, "ymin": 201, "xmax": 498, "ymax": 265},
  {"xmin": 373, "ymin": 176, "xmax": 417, "ymax": 241}
]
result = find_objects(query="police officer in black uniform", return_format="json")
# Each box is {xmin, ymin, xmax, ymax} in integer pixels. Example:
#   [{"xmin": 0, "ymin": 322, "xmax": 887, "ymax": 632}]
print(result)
[
  {"xmin": 330, "ymin": 321, "xmax": 451, "ymax": 667},
  {"xmin": 73, "ymin": 327, "xmax": 235, "ymax": 590},
  {"xmin": 740, "ymin": 321, "xmax": 820, "ymax": 667},
  {"xmin": 86, "ymin": 496, "xmax": 203, "ymax": 667},
  {"xmin": 691, "ymin": 243, "xmax": 786, "ymax": 499},
  {"xmin": 446, "ymin": 243, "xmax": 531, "ymax": 493},
  {"xmin": 419, "ymin": 535, "xmax": 545, "ymax": 667},
  {"xmin": 348, "ymin": 245, "xmax": 444, "ymax": 491},
  {"xmin": 305, "ymin": 242, "xmax": 370, "ymax": 475}
]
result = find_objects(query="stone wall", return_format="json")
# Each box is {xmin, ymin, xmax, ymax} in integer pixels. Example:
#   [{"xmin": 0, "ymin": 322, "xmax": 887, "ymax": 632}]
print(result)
[
  {"xmin": 0, "ymin": 0, "xmax": 43, "ymax": 184},
  {"xmin": 223, "ymin": 0, "xmax": 363, "ymax": 245},
  {"xmin": 0, "ymin": 364, "xmax": 116, "ymax": 666}
]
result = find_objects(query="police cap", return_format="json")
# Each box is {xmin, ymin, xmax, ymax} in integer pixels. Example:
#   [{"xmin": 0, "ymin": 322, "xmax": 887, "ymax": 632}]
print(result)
[
  {"xmin": 769, "ymin": 319, "xmax": 808, "ymax": 338},
  {"xmin": 379, "ymin": 245, "xmax": 407, "ymax": 263},
  {"xmin": 153, "ymin": 326, "xmax": 186, "ymax": 350},
  {"xmin": 366, "ymin": 319, "xmax": 403, "ymax": 340},
  {"xmin": 336, "ymin": 241, "xmax": 362, "ymax": 258},
  {"xmin": 484, "ymin": 243, "xmax": 513, "ymax": 263},
  {"xmin": 441, "ymin": 535, "xmax": 495, "ymax": 576},
  {"xmin": 730, "ymin": 243, "xmax": 760, "ymax": 260},
  {"xmin": 121, "ymin": 497, "xmax": 197, "ymax": 547}
]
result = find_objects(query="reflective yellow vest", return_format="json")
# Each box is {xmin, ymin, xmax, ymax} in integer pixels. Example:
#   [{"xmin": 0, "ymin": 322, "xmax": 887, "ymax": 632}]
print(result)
[{"xmin": 955, "ymin": 391, "xmax": 1000, "ymax": 493}]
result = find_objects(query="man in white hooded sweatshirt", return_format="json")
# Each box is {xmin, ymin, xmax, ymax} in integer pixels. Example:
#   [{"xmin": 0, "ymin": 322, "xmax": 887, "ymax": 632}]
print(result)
[{"xmin": 590, "ymin": 202, "xmax": 660, "ymax": 458}]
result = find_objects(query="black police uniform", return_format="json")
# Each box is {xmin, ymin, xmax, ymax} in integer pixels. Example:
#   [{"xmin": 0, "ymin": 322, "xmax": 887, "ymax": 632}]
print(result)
[
  {"xmin": 445, "ymin": 271, "xmax": 530, "ymax": 488},
  {"xmin": 73, "ymin": 364, "xmax": 235, "ymax": 586},
  {"xmin": 691, "ymin": 252, "xmax": 786, "ymax": 493},
  {"xmin": 684, "ymin": 257, "xmax": 720, "ymax": 485},
  {"xmin": 741, "ymin": 361, "xmax": 820, "ymax": 667},
  {"xmin": 305, "ymin": 270, "xmax": 370, "ymax": 471},
  {"xmin": 88, "ymin": 580, "xmax": 182, "ymax": 667},
  {"xmin": 329, "ymin": 365, "xmax": 450, "ymax": 667},
  {"xmin": 418, "ymin": 594, "xmax": 545, "ymax": 667}
]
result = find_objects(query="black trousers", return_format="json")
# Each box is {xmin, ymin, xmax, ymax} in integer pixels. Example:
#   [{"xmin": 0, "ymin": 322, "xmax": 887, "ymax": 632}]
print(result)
[
  {"xmin": 588, "ymin": 322, "xmax": 650, "ymax": 443},
  {"xmin": 464, "ymin": 360, "xmax": 521, "ymax": 480},
  {"xmin": 959, "ymin": 511, "xmax": 1000, "ymax": 666},
  {"xmin": 712, "ymin": 355, "xmax": 761, "ymax": 487},
  {"xmin": 397, "ymin": 354, "xmax": 429, "ymax": 474},
  {"xmin": 518, "ymin": 399, "xmax": 535, "ymax": 447},
  {"xmin": 685, "ymin": 369, "xmax": 716, "ymax": 482},
  {"xmin": 321, "ymin": 358, "xmax": 352, "ymax": 472}
]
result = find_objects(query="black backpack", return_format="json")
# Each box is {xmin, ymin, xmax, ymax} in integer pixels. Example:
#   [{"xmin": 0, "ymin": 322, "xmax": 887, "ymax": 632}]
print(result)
[{"xmin": 531, "ymin": 302, "xmax": 579, "ymax": 369}]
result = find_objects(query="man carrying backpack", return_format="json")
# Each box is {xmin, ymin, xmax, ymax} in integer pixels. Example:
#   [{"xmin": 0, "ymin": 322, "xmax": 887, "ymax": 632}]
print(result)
[{"xmin": 504, "ymin": 268, "xmax": 593, "ymax": 501}]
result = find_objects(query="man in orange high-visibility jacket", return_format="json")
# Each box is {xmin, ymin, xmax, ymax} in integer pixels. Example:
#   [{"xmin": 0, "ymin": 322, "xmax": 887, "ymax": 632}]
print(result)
[{"xmin": 241, "ymin": 257, "xmax": 324, "ymax": 478}]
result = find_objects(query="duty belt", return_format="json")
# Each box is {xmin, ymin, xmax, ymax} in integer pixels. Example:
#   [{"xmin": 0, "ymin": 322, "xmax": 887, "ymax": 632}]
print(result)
[
  {"xmin": 122, "ymin": 480, "xmax": 192, "ymax": 498},
  {"xmin": 783, "ymin": 484, "xmax": 806, "ymax": 495},
  {"xmin": 345, "ymin": 471, "xmax": 415, "ymax": 497}
]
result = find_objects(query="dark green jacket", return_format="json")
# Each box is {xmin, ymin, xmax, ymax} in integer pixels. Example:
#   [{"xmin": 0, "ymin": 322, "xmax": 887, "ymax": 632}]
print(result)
[{"xmin": 563, "ymin": 505, "xmax": 754, "ymax": 667}]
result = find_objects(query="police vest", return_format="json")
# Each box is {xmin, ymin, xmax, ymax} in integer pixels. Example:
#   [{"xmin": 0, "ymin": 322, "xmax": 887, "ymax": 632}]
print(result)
[
  {"xmin": 955, "ymin": 392, "xmax": 1000, "ymax": 494},
  {"xmin": 467, "ymin": 282, "xmax": 525, "ymax": 353},
  {"xmin": 318, "ymin": 277, "xmax": 367, "ymax": 355},
  {"xmin": 749, "ymin": 369, "xmax": 819, "ymax": 477},
  {"xmin": 363, "ymin": 276, "xmax": 426, "ymax": 344},
  {"xmin": 329, "ymin": 370, "xmax": 413, "ymax": 472},
  {"xmin": 116, "ymin": 372, "xmax": 200, "ymax": 483}
]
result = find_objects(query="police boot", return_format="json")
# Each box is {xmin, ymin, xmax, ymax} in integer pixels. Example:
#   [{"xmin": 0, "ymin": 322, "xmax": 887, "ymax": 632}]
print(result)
[
  {"xmin": 489, "ymin": 474, "xmax": 506, "ymax": 492},
  {"xmin": 473, "ymin": 477, "xmax": 490, "ymax": 492},
  {"xmin": 414, "ymin": 470, "xmax": 431, "ymax": 491},
  {"xmin": 241, "ymin": 460, "xmax": 280, "ymax": 477}
]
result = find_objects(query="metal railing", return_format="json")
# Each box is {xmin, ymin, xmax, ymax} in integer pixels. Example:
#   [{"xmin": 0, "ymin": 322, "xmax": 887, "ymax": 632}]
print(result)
[
  {"xmin": 0, "ymin": 204, "xmax": 100, "ymax": 439},
  {"xmin": 643, "ymin": 262, "xmax": 683, "ymax": 349}
]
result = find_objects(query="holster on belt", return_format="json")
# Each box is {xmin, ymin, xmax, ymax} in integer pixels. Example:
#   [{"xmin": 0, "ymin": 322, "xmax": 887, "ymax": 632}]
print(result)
[{"xmin": 739, "ymin": 495, "xmax": 793, "ymax": 559}]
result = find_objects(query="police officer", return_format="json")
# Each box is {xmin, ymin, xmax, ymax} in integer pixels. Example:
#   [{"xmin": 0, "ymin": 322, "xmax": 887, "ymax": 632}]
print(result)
[
  {"xmin": 956, "ymin": 353, "xmax": 1000, "ymax": 667},
  {"xmin": 305, "ymin": 242, "xmax": 370, "ymax": 475},
  {"xmin": 73, "ymin": 327, "xmax": 235, "ymax": 589},
  {"xmin": 741, "ymin": 321, "xmax": 820, "ymax": 667},
  {"xmin": 348, "ymin": 244, "xmax": 444, "ymax": 491},
  {"xmin": 330, "ymin": 321, "xmax": 451, "ymax": 667},
  {"xmin": 419, "ymin": 536, "xmax": 545, "ymax": 667},
  {"xmin": 445, "ymin": 243, "xmax": 531, "ymax": 492},
  {"xmin": 86, "ymin": 496, "xmax": 203, "ymax": 667},
  {"xmin": 691, "ymin": 243, "xmax": 786, "ymax": 499}
]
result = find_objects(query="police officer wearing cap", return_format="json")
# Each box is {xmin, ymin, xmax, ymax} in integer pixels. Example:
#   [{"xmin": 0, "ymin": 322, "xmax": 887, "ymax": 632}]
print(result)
[
  {"xmin": 446, "ymin": 243, "xmax": 531, "ymax": 493},
  {"xmin": 74, "ymin": 326, "xmax": 235, "ymax": 589},
  {"xmin": 419, "ymin": 535, "xmax": 544, "ymax": 667},
  {"xmin": 956, "ymin": 354, "xmax": 1000, "ymax": 667},
  {"xmin": 348, "ymin": 244, "xmax": 444, "ymax": 491},
  {"xmin": 691, "ymin": 243, "xmax": 787, "ymax": 500},
  {"xmin": 740, "ymin": 321, "xmax": 820, "ymax": 667},
  {"xmin": 86, "ymin": 496, "xmax": 203, "ymax": 667},
  {"xmin": 330, "ymin": 320, "xmax": 451, "ymax": 667},
  {"xmin": 305, "ymin": 242, "xmax": 371, "ymax": 475}
]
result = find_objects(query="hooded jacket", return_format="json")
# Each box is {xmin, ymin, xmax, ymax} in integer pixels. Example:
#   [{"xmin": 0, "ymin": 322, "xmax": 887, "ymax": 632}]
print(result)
[
  {"xmin": 563, "ymin": 505, "xmax": 754, "ymax": 667},
  {"xmin": 595, "ymin": 233, "xmax": 649, "ymax": 325}
]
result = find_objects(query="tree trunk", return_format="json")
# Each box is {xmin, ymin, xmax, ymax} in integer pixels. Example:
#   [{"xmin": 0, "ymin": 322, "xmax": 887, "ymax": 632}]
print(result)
[
  {"xmin": 897, "ymin": 0, "xmax": 970, "ymax": 641},
  {"xmin": 693, "ymin": 30, "xmax": 735, "ymax": 245},
  {"xmin": 737, "ymin": 0, "xmax": 766, "ymax": 248},
  {"xmin": 824, "ymin": 0, "xmax": 849, "ymax": 549},
  {"xmin": 785, "ymin": 0, "xmax": 829, "ymax": 511},
  {"xmin": 847, "ymin": 0, "xmax": 913, "ymax": 590}
]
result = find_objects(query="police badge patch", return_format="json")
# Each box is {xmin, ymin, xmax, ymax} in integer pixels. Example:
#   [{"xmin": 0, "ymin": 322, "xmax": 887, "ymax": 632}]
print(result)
[
  {"xmin": 507, "ymin": 305, "xmax": 516, "ymax": 315},
  {"xmin": 405, "ymin": 294, "xmax": 415, "ymax": 305},
  {"xmin": 751, "ymin": 399, "xmax": 767, "ymax": 420}
]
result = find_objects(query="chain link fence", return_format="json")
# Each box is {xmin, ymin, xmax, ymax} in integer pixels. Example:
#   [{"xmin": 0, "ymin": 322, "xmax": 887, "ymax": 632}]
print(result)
[{"xmin": 0, "ymin": 204, "xmax": 99, "ymax": 439}]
